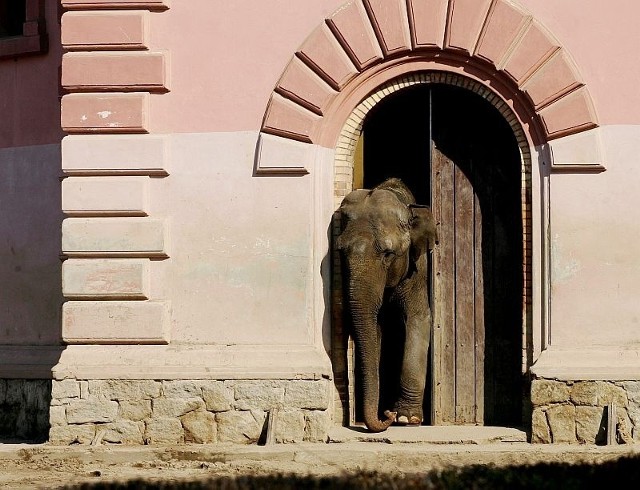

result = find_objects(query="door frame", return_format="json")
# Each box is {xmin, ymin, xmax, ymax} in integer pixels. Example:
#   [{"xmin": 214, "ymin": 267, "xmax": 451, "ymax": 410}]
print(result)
[{"xmin": 331, "ymin": 71, "xmax": 540, "ymax": 427}]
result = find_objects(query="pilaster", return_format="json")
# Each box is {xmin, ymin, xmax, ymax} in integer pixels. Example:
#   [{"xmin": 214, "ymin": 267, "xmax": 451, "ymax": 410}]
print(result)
[{"xmin": 60, "ymin": 1, "xmax": 171, "ymax": 345}]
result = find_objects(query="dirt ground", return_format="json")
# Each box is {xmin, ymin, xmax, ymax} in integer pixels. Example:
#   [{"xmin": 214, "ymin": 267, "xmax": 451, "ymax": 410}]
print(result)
[{"xmin": 0, "ymin": 441, "xmax": 639, "ymax": 489}]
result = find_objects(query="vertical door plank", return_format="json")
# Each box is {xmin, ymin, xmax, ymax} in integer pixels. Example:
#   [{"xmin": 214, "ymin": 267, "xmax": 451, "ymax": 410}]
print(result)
[
  {"xmin": 474, "ymin": 192, "xmax": 485, "ymax": 425},
  {"xmin": 432, "ymin": 147, "xmax": 456, "ymax": 424},
  {"xmin": 454, "ymin": 163, "xmax": 476, "ymax": 424}
]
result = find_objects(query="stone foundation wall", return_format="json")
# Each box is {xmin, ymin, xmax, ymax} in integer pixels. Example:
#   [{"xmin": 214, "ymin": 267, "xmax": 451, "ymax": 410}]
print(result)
[
  {"xmin": 50, "ymin": 379, "xmax": 331, "ymax": 445},
  {"xmin": 531, "ymin": 379, "xmax": 640, "ymax": 444},
  {"xmin": 0, "ymin": 379, "xmax": 51, "ymax": 442}
]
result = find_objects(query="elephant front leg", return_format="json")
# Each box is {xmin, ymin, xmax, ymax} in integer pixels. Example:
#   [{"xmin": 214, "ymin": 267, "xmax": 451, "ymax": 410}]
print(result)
[{"xmin": 394, "ymin": 297, "xmax": 431, "ymax": 425}]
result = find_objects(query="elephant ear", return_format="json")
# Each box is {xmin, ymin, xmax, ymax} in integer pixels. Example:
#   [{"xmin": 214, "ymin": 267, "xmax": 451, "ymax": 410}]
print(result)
[{"xmin": 408, "ymin": 204, "xmax": 437, "ymax": 262}]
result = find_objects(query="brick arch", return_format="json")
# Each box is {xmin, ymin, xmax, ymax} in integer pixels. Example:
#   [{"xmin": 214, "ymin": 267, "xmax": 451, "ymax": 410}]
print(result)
[{"xmin": 258, "ymin": 0, "xmax": 598, "ymax": 166}]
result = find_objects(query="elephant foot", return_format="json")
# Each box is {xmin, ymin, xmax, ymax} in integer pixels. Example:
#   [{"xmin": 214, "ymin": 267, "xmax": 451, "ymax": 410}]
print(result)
[{"xmin": 391, "ymin": 405, "xmax": 423, "ymax": 426}]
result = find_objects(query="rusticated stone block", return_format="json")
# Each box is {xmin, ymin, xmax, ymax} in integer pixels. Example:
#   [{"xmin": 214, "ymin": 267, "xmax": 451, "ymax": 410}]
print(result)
[
  {"xmin": 89, "ymin": 380, "xmax": 161, "ymax": 400},
  {"xmin": 62, "ymin": 10, "xmax": 149, "ymax": 50},
  {"xmin": 181, "ymin": 410, "xmax": 217, "ymax": 444},
  {"xmin": 234, "ymin": 382, "xmax": 285, "ymax": 410},
  {"xmin": 546, "ymin": 404, "xmax": 576, "ymax": 443},
  {"xmin": 285, "ymin": 380, "xmax": 329, "ymax": 410},
  {"xmin": 531, "ymin": 408, "xmax": 551, "ymax": 444},
  {"xmin": 274, "ymin": 410, "xmax": 305, "ymax": 443},
  {"xmin": 304, "ymin": 410, "xmax": 330, "ymax": 442},
  {"xmin": 50, "ymin": 424, "xmax": 96, "ymax": 445},
  {"xmin": 216, "ymin": 411, "xmax": 265, "ymax": 444},
  {"xmin": 63, "ymin": 301, "xmax": 170, "ymax": 344},
  {"xmin": 119, "ymin": 400, "xmax": 152, "ymax": 421},
  {"xmin": 202, "ymin": 382, "xmax": 233, "ymax": 412},
  {"xmin": 67, "ymin": 399, "xmax": 119, "ymax": 424},
  {"xmin": 570, "ymin": 382, "xmax": 598, "ymax": 406},
  {"xmin": 52, "ymin": 379, "xmax": 81, "ymax": 400},
  {"xmin": 102, "ymin": 420, "xmax": 145, "ymax": 444},
  {"xmin": 575, "ymin": 406, "xmax": 605, "ymax": 444},
  {"xmin": 531, "ymin": 379, "xmax": 570, "ymax": 406},
  {"xmin": 152, "ymin": 398, "xmax": 204, "ymax": 418},
  {"xmin": 144, "ymin": 417, "xmax": 184, "ymax": 445}
]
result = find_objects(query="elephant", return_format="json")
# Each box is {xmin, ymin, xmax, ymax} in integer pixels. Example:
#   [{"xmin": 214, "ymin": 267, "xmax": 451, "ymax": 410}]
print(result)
[{"xmin": 336, "ymin": 178, "xmax": 436, "ymax": 432}]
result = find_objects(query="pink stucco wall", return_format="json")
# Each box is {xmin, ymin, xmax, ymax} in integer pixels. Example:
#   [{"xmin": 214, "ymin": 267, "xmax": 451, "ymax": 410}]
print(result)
[
  {"xmin": 0, "ymin": 0, "xmax": 63, "ymax": 149},
  {"xmin": 148, "ymin": 0, "xmax": 640, "ymax": 135}
]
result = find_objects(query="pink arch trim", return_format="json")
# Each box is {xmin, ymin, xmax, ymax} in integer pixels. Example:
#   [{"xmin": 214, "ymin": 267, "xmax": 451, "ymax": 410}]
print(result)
[{"xmin": 260, "ymin": 0, "xmax": 597, "ymax": 149}]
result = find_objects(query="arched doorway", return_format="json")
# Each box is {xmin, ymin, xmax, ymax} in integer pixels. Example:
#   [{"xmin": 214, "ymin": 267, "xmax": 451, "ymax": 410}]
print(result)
[{"xmin": 350, "ymin": 79, "xmax": 525, "ymax": 427}]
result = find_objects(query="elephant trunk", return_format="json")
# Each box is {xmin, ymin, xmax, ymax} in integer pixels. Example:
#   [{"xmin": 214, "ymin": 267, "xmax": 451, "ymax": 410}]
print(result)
[{"xmin": 347, "ymin": 267, "xmax": 394, "ymax": 433}]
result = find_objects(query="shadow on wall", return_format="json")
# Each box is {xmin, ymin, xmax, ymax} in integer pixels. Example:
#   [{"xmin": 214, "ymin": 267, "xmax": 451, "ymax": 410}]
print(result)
[{"xmin": 0, "ymin": 144, "xmax": 65, "ymax": 442}]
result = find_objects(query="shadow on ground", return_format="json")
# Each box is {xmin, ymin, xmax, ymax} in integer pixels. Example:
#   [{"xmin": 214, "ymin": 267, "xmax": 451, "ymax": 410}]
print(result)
[{"xmin": 65, "ymin": 454, "xmax": 640, "ymax": 489}]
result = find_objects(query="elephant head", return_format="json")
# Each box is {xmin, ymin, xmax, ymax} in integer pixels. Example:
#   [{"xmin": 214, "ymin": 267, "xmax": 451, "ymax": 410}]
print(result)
[{"xmin": 336, "ymin": 178, "xmax": 436, "ymax": 432}]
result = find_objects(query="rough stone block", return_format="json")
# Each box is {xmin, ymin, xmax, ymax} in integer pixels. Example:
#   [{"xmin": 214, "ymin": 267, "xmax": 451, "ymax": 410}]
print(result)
[
  {"xmin": 617, "ymin": 407, "xmax": 634, "ymax": 444},
  {"xmin": 102, "ymin": 420, "xmax": 145, "ymax": 444},
  {"xmin": 570, "ymin": 382, "xmax": 598, "ymax": 406},
  {"xmin": 531, "ymin": 408, "xmax": 551, "ymax": 444},
  {"xmin": 49, "ymin": 424, "xmax": 96, "ymax": 445},
  {"xmin": 66, "ymin": 399, "xmax": 119, "ymax": 424},
  {"xmin": 234, "ymin": 382, "xmax": 285, "ymax": 410},
  {"xmin": 181, "ymin": 410, "xmax": 217, "ymax": 443},
  {"xmin": 144, "ymin": 417, "xmax": 184, "ymax": 445},
  {"xmin": 52, "ymin": 379, "xmax": 81, "ymax": 400},
  {"xmin": 202, "ymin": 382, "xmax": 233, "ymax": 412},
  {"xmin": 576, "ymin": 406, "xmax": 605, "ymax": 444},
  {"xmin": 531, "ymin": 379, "xmax": 570, "ymax": 406},
  {"xmin": 162, "ymin": 380, "xmax": 203, "ymax": 398},
  {"xmin": 546, "ymin": 404, "xmax": 576, "ymax": 443},
  {"xmin": 89, "ymin": 380, "xmax": 161, "ymax": 400},
  {"xmin": 274, "ymin": 410, "xmax": 305, "ymax": 443},
  {"xmin": 285, "ymin": 380, "xmax": 329, "ymax": 410},
  {"xmin": 304, "ymin": 410, "xmax": 330, "ymax": 442},
  {"xmin": 216, "ymin": 411, "xmax": 265, "ymax": 444},
  {"xmin": 153, "ymin": 398, "xmax": 204, "ymax": 418},
  {"xmin": 119, "ymin": 400, "xmax": 152, "ymax": 421},
  {"xmin": 596, "ymin": 382, "xmax": 628, "ymax": 408},
  {"xmin": 50, "ymin": 406, "xmax": 67, "ymax": 426}
]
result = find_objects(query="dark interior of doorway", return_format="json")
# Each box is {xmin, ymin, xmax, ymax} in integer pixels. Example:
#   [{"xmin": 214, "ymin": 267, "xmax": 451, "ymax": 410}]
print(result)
[{"xmin": 357, "ymin": 82, "xmax": 524, "ymax": 427}]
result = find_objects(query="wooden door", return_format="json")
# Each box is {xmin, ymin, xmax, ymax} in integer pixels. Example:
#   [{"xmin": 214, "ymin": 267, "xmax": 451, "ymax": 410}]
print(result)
[
  {"xmin": 361, "ymin": 83, "xmax": 523, "ymax": 427},
  {"xmin": 431, "ymin": 146, "xmax": 485, "ymax": 424}
]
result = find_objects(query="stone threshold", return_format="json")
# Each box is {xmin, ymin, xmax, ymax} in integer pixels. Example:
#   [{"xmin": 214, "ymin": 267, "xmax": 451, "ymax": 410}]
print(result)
[{"xmin": 327, "ymin": 426, "xmax": 527, "ymax": 444}]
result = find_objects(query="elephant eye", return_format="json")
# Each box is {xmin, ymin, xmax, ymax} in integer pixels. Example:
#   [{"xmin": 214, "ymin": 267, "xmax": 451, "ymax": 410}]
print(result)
[{"xmin": 382, "ymin": 250, "xmax": 395, "ymax": 260}]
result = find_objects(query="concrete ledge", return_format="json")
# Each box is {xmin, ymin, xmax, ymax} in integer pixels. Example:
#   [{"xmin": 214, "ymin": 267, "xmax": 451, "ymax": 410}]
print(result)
[
  {"xmin": 531, "ymin": 347, "xmax": 640, "ymax": 381},
  {"xmin": 51, "ymin": 345, "xmax": 332, "ymax": 380}
]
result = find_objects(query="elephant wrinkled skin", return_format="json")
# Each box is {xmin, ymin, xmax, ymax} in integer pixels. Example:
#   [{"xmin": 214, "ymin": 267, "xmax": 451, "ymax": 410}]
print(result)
[{"xmin": 337, "ymin": 178, "xmax": 436, "ymax": 432}]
